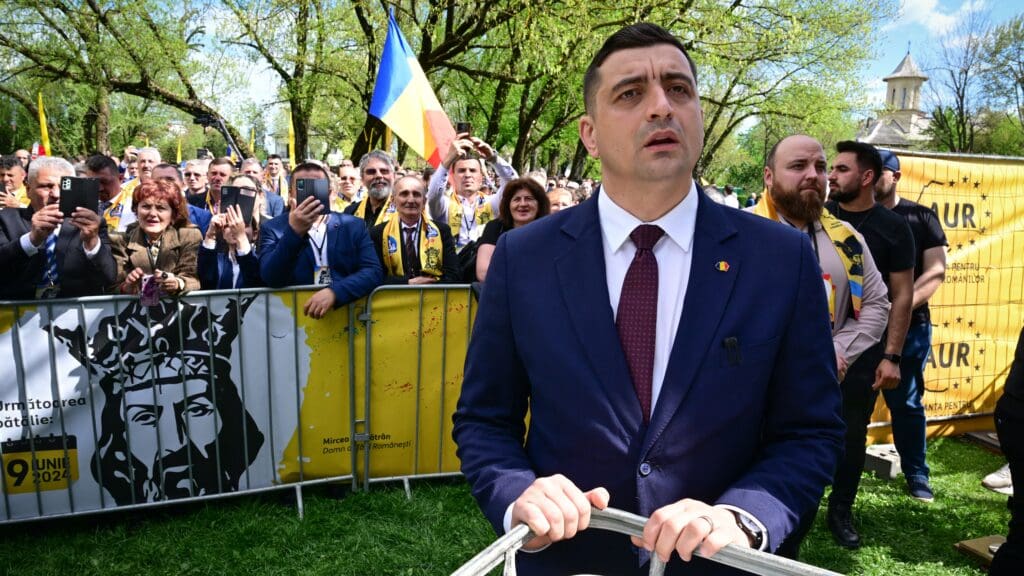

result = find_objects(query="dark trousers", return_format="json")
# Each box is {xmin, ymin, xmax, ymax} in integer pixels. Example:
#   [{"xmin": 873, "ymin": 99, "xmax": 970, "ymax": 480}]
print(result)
[
  {"xmin": 829, "ymin": 343, "xmax": 882, "ymax": 508},
  {"xmin": 991, "ymin": 394, "xmax": 1024, "ymax": 575},
  {"xmin": 882, "ymin": 321, "xmax": 931, "ymax": 484}
]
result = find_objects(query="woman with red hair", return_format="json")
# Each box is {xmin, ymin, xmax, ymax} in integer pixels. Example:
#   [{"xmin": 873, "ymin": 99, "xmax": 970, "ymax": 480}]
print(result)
[{"xmin": 111, "ymin": 178, "xmax": 201, "ymax": 296}]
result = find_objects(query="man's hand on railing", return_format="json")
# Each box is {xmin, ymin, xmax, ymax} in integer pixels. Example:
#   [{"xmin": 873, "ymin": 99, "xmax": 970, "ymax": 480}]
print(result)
[
  {"xmin": 510, "ymin": 474, "xmax": 609, "ymax": 550},
  {"xmin": 633, "ymin": 498, "xmax": 749, "ymax": 564}
]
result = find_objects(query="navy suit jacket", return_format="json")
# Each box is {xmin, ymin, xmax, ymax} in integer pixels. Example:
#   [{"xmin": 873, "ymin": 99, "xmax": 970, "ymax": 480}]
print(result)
[
  {"xmin": 197, "ymin": 246, "xmax": 263, "ymax": 290},
  {"xmin": 258, "ymin": 212, "xmax": 382, "ymax": 306},
  {"xmin": 452, "ymin": 191, "xmax": 844, "ymax": 575},
  {"xmin": 188, "ymin": 205, "xmax": 211, "ymax": 237},
  {"xmin": 0, "ymin": 207, "xmax": 117, "ymax": 300}
]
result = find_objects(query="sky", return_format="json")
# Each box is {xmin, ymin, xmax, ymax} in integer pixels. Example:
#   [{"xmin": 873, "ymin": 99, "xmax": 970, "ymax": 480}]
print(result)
[{"xmin": 862, "ymin": 0, "xmax": 1021, "ymax": 106}]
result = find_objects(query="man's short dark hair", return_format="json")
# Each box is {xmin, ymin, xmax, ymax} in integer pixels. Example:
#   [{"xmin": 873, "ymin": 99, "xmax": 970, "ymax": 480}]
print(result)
[
  {"xmin": 84, "ymin": 153, "xmax": 119, "ymax": 175},
  {"xmin": 209, "ymin": 156, "xmax": 235, "ymax": 171},
  {"xmin": 154, "ymin": 163, "xmax": 184, "ymax": 185},
  {"xmin": 291, "ymin": 161, "xmax": 330, "ymax": 179},
  {"xmin": 266, "ymin": 154, "xmax": 282, "ymax": 163},
  {"xmin": 836, "ymin": 141, "xmax": 883, "ymax": 185},
  {"xmin": 0, "ymin": 155, "xmax": 24, "ymax": 171},
  {"xmin": 583, "ymin": 22, "xmax": 698, "ymax": 115}
]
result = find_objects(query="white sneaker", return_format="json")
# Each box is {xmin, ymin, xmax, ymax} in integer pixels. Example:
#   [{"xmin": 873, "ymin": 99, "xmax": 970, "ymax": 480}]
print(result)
[{"xmin": 983, "ymin": 463, "xmax": 1012, "ymax": 494}]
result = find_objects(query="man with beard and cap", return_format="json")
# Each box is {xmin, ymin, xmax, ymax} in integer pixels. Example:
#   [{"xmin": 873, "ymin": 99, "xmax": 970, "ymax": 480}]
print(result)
[
  {"xmin": 749, "ymin": 134, "xmax": 891, "ymax": 558},
  {"xmin": 344, "ymin": 150, "xmax": 398, "ymax": 227},
  {"xmin": 874, "ymin": 149, "xmax": 948, "ymax": 506},
  {"xmin": 427, "ymin": 135, "xmax": 518, "ymax": 251},
  {"xmin": 824, "ymin": 140, "xmax": 916, "ymax": 548},
  {"xmin": 370, "ymin": 175, "xmax": 459, "ymax": 284}
]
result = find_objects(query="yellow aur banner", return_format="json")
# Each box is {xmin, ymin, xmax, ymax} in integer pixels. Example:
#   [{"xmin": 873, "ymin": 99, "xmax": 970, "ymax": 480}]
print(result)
[{"xmin": 869, "ymin": 150, "xmax": 1024, "ymax": 440}]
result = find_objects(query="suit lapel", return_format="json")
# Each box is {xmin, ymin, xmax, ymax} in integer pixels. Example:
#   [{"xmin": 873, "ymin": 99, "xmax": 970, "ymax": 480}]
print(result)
[
  {"xmin": 644, "ymin": 192, "xmax": 741, "ymax": 453},
  {"xmin": 555, "ymin": 197, "xmax": 641, "ymax": 426}
]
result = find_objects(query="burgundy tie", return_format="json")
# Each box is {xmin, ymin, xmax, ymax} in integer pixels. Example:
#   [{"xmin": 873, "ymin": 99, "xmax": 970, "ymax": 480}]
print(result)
[{"xmin": 617, "ymin": 224, "xmax": 664, "ymax": 424}]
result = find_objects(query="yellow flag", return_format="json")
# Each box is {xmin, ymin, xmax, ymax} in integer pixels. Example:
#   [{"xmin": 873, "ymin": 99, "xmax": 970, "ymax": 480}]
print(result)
[
  {"xmin": 37, "ymin": 92, "xmax": 50, "ymax": 156},
  {"xmin": 176, "ymin": 136, "xmax": 182, "ymax": 164},
  {"xmin": 249, "ymin": 127, "xmax": 255, "ymax": 153},
  {"xmin": 385, "ymin": 126, "xmax": 393, "ymax": 152},
  {"xmin": 288, "ymin": 110, "xmax": 296, "ymax": 167},
  {"xmin": 144, "ymin": 136, "xmax": 150, "ymax": 147}
]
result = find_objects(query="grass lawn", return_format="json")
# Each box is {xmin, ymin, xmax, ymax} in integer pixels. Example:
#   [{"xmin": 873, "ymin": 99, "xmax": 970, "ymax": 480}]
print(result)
[{"xmin": 0, "ymin": 437, "xmax": 1009, "ymax": 576}]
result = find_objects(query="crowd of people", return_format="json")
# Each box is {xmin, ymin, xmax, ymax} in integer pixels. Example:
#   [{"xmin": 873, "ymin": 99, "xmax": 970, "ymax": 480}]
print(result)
[
  {"xmin": 0, "ymin": 20, "xmax": 1020, "ymax": 575},
  {"xmin": 0, "ymin": 133, "xmax": 592, "ymax": 310}
]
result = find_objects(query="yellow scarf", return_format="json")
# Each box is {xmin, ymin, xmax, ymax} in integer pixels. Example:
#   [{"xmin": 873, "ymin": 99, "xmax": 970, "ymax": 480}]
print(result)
[
  {"xmin": 11, "ymin": 185, "xmax": 29, "ymax": 208},
  {"xmin": 447, "ymin": 190, "xmax": 494, "ymax": 243},
  {"xmin": 331, "ymin": 196, "xmax": 351, "ymax": 213},
  {"xmin": 102, "ymin": 189, "xmax": 132, "ymax": 231},
  {"xmin": 382, "ymin": 216, "xmax": 443, "ymax": 278},
  {"xmin": 354, "ymin": 197, "xmax": 396, "ymax": 225},
  {"xmin": 752, "ymin": 191, "xmax": 864, "ymax": 321}
]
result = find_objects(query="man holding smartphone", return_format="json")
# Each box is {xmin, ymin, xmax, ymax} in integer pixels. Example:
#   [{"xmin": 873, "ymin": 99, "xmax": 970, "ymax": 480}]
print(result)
[
  {"xmin": 0, "ymin": 157, "xmax": 115, "ymax": 299},
  {"xmin": 258, "ymin": 162, "xmax": 382, "ymax": 318}
]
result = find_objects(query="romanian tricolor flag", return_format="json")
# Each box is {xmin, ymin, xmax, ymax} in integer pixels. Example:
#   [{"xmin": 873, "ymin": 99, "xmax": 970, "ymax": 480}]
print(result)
[{"xmin": 369, "ymin": 11, "xmax": 454, "ymax": 167}]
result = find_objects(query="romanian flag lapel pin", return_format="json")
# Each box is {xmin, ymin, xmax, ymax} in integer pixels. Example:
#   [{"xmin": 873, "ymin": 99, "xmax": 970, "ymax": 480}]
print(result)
[{"xmin": 714, "ymin": 261, "xmax": 730, "ymax": 272}]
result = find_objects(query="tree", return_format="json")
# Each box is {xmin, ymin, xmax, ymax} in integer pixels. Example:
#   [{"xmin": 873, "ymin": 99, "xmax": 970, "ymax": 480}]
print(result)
[
  {"xmin": 0, "ymin": 0, "xmax": 253, "ymax": 157},
  {"xmin": 982, "ymin": 15, "xmax": 1024, "ymax": 140},
  {"xmin": 925, "ymin": 9, "xmax": 990, "ymax": 152}
]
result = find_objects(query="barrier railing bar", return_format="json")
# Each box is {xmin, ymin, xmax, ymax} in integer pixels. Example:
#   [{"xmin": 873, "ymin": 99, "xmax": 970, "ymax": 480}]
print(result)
[
  {"xmin": 262, "ymin": 295, "xmax": 278, "ymax": 487},
  {"xmin": 12, "ymin": 304, "xmax": 44, "ymax": 517},
  {"xmin": 346, "ymin": 304, "xmax": 359, "ymax": 492},
  {"xmin": 1, "ymin": 304, "xmax": 26, "ymax": 520},
  {"xmin": 437, "ymin": 288, "xmax": 450, "ymax": 474},
  {"xmin": 110, "ymin": 298, "xmax": 138, "ymax": 506},
  {"xmin": 452, "ymin": 507, "xmax": 843, "ymax": 576},
  {"xmin": 77, "ymin": 302, "xmax": 106, "ymax": 511},
  {"xmin": 414, "ymin": 289, "xmax": 425, "ymax": 476},
  {"xmin": 0, "ymin": 473, "xmax": 356, "ymax": 526},
  {"xmin": 234, "ymin": 294, "xmax": 252, "ymax": 491},
  {"xmin": 142, "ymin": 306, "xmax": 170, "ymax": 501},
  {"xmin": 361, "ymin": 298, "xmax": 373, "ymax": 491},
  {"xmin": 174, "ymin": 298, "xmax": 197, "ymax": 499},
  {"xmin": 204, "ymin": 298, "xmax": 225, "ymax": 496},
  {"xmin": 43, "ymin": 302, "xmax": 75, "ymax": 513},
  {"xmin": 291, "ymin": 291, "xmax": 304, "ymax": 488}
]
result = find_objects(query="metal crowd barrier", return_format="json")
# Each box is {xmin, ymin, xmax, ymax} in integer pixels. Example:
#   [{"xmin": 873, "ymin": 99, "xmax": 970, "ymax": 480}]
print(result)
[
  {"xmin": 0, "ymin": 284, "xmax": 477, "ymax": 524},
  {"xmin": 452, "ymin": 507, "xmax": 843, "ymax": 576}
]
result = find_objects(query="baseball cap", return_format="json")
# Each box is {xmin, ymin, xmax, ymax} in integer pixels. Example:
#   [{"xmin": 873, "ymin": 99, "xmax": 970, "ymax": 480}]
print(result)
[{"xmin": 879, "ymin": 150, "xmax": 900, "ymax": 172}]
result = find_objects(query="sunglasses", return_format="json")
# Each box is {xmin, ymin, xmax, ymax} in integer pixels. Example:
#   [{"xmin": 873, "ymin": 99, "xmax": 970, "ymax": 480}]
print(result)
[
  {"xmin": 339, "ymin": 176, "xmax": 358, "ymax": 182},
  {"xmin": 363, "ymin": 168, "xmax": 391, "ymax": 176},
  {"xmin": 183, "ymin": 172, "xmax": 202, "ymax": 177}
]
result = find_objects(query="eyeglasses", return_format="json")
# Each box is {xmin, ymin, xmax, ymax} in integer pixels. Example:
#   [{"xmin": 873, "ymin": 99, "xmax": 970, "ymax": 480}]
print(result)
[
  {"xmin": 238, "ymin": 186, "xmax": 259, "ymax": 193},
  {"xmin": 183, "ymin": 172, "xmax": 202, "ymax": 177},
  {"xmin": 339, "ymin": 176, "xmax": 358, "ymax": 182},
  {"xmin": 363, "ymin": 168, "xmax": 391, "ymax": 176}
]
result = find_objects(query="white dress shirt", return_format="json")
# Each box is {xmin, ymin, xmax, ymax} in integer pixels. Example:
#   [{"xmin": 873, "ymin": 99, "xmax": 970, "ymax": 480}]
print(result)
[{"xmin": 599, "ymin": 182, "xmax": 697, "ymax": 410}]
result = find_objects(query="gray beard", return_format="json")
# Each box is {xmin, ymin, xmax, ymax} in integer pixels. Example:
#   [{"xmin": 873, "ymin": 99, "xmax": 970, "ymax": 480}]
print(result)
[{"xmin": 369, "ymin": 185, "xmax": 391, "ymax": 201}]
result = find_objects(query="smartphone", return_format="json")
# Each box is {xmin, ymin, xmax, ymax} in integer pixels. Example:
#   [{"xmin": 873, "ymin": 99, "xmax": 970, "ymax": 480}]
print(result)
[
  {"xmin": 58, "ymin": 176, "xmax": 100, "ymax": 218},
  {"xmin": 219, "ymin": 185, "xmax": 257, "ymax": 225},
  {"xmin": 295, "ymin": 178, "xmax": 331, "ymax": 213},
  {"xmin": 455, "ymin": 121, "xmax": 472, "ymax": 136}
]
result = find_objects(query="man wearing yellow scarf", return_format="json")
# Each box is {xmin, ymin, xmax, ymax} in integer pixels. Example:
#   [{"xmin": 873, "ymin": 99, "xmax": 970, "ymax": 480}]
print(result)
[
  {"xmin": 344, "ymin": 150, "xmax": 397, "ymax": 227},
  {"xmin": 370, "ymin": 175, "xmax": 458, "ymax": 284},
  {"xmin": 1, "ymin": 156, "xmax": 29, "ymax": 209},
  {"xmin": 751, "ymin": 135, "xmax": 891, "ymax": 557},
  {"xmin": 426, "ymin": 135, "xmax": 518, "ymax": 251}
]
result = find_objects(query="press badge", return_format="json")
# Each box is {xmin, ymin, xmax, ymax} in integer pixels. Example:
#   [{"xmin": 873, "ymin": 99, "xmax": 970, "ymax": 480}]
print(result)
[{"xmin": 315, "ymin": 266, "xmax": 330, "ymax": 286}]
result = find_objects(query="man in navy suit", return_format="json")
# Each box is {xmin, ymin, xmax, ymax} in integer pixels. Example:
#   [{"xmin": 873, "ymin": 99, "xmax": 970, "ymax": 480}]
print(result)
[
  {"xmin": 258, "ymin": 162, "xmax": 382, "ymax": 318},
  {"xmin": 452, "ymin": 23, "xmax": 844, "ymax": 575},
  {"xmin": 0, "ymin": 156, "xmax": 116, "ymax": 300}
]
